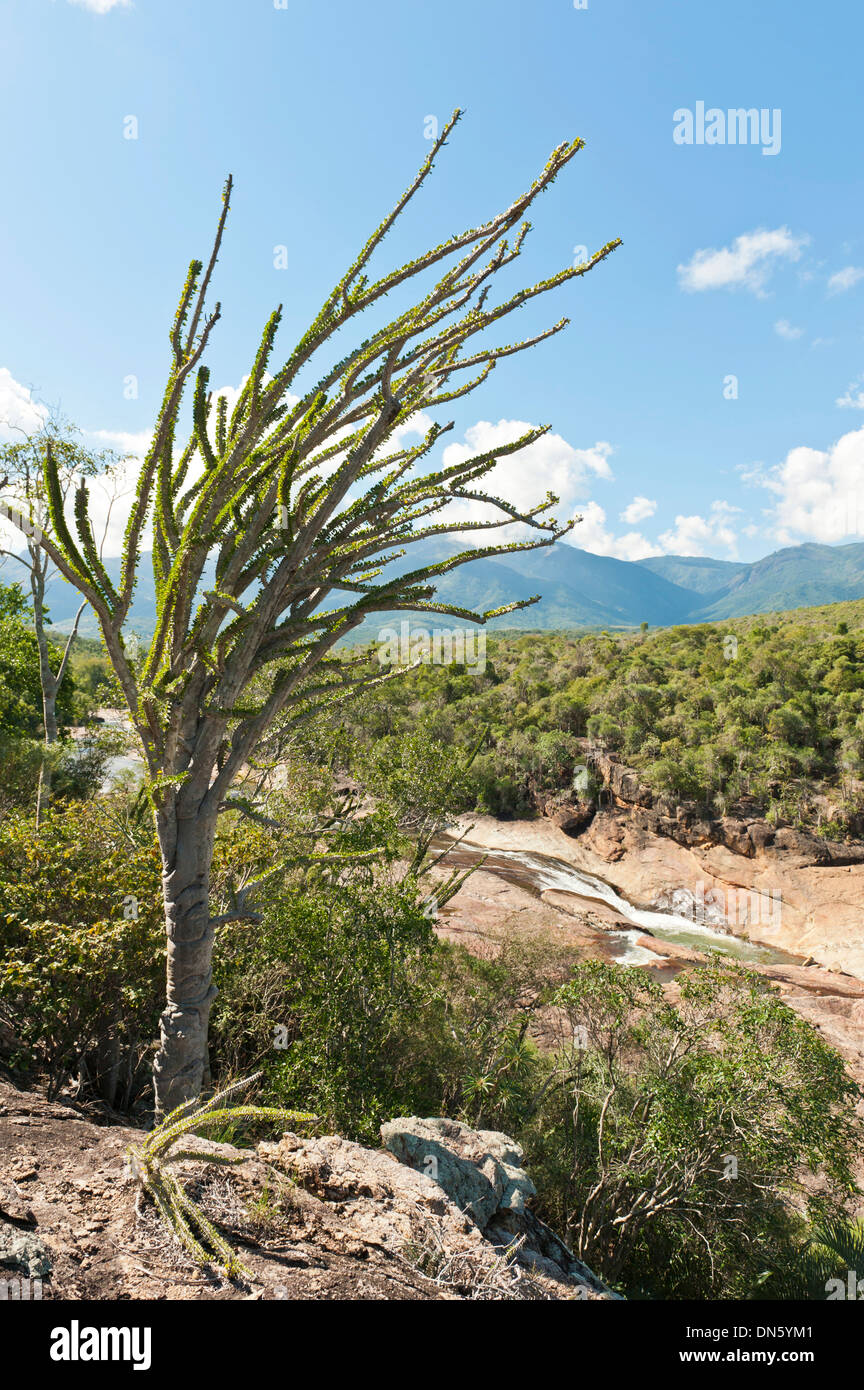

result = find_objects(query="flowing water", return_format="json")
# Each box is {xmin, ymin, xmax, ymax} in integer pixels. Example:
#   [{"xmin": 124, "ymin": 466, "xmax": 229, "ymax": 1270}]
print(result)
[{"xmin": 433, "ymin": 837, "xmax": 800, "ymax": 968}]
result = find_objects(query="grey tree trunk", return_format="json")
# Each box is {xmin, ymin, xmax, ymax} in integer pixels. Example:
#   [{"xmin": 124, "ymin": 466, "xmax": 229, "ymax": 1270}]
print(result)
[
  {"xmin": 152, "ymin": 807, "xmax": 219, "ymax": 1116},
  {"xmin": 35, "ymin": 653, "xmax": 59, "ymax": 825},
  {"xmin": 33, "ymin": 565, "xmax": 59, "ymax": 828},
  {"xmin": 29, "ymin": 549, "xmax": 83, "ymax": 827}
]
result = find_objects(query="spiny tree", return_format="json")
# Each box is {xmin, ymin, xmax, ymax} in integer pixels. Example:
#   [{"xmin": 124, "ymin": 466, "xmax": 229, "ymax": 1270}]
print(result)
[{"xmin": 10, "ymin": 111, "xmax": 619, "ymax": 1113}]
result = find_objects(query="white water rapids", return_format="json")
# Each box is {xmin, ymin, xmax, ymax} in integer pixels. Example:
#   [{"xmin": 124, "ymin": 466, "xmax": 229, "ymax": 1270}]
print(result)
[{"xmin": 435, "ymin": 839, "xmax": 798, "ymax": 967}]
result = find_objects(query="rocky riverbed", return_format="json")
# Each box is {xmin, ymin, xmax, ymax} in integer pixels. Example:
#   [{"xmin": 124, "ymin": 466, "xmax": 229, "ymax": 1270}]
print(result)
[{"xmin": 430, "ymin": 814, "xmax": 864, "ymax": 1099}]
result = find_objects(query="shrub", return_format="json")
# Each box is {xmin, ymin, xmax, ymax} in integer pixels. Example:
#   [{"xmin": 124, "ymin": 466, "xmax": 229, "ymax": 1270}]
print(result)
[
  {"xmin": 523, "ymin": 959, "xmax": 862, "ymax": 1299},
  {"xmin": 0, "ymin": 798, "xmax": 163, "ymax": 1104}
]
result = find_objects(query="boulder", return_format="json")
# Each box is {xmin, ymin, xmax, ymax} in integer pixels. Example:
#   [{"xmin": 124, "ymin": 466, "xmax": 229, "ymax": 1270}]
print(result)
[
  {"xmin": 0, "ymin": 1224, "xmax": 52, "ymax": 1279},
  {"xmin": 535, "ymin": 792, "xmax": 594, "ymax": 836},
  {"xmin": 380, "ymin": 1116, "xmax": 536, "ymax": 1227},
  {"xmin": 376, "ymin": 1116, "xmax": 615, "ymax": 1296}
]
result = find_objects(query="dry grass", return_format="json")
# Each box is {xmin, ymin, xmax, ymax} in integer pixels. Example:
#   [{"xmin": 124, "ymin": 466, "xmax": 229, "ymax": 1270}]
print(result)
[{"xmin": 400, "ymin": 1206, "xmax": 555, "ymax": 1301}]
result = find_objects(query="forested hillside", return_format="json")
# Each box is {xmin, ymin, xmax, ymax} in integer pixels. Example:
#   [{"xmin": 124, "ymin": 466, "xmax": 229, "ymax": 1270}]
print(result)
[
  {"xmin": 36, "ymin": 538, "xmax": 864, "ymax": 639},
  {"xmin": 333, "ymin": 599, "xmax": 864, "ymax": 833}
]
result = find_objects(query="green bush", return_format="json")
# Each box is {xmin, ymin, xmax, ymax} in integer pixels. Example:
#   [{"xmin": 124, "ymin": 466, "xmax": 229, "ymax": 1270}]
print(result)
[
  {"xmin": 210, "ymin": 849, "xmax": 568, "ymax": 1143},
  {"xmin": 522, "ymin": 959, "xmax": 862, "ymax": 1299},
  {"xmin": 0, "ymin": 798, "xmax": 164, "ymax": 1104}
]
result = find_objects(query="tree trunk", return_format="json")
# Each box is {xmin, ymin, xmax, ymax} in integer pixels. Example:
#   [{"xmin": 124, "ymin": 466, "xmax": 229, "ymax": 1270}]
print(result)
[
  {"xmin": 32, "ymin": 560, "xmax": 58, "ymax": 828},
  {"xmin": 35, "ymin": 687, "xmax": 57, "ymax": 828},
  {"xmin": 152, "ymin": 809, "xmax": 219, "ymax": 1116},
  {"xmin": 30, "ymin": 554, "xmax": 84, "ymax": 828}
]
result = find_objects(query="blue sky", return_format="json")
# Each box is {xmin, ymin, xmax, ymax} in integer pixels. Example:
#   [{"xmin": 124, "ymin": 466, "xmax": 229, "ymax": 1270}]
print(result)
[{"xmin": 1, "ymin": 0, "xmax": 863, "ymax": 563}]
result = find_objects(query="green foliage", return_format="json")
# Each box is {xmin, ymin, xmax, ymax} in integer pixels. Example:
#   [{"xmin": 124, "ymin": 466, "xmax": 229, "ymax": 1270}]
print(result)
[
  {"xmin": 0, "ymin": 798, "xmax": 164, "ymax": 1102},
  {"xmin": 212, "ymin": 870, "xmax": 441, "ymax": 1143},
  {"xmin": 63, "ymin": 632, "xmax": 124, "ymax": 715},
  {"xmin": 521, "ymin": 959, "xmax": 862, "ymax": 1299},
  {"xmin": 0, "ymin": 737, "xmax": 45, "ymax": 816},
  {"xmin": 356, "ymin": 726, "xmax": 476, "ymax": 832},
  {"xmin": 0, "ymin": 580, "xmax": 89, "ymax": 813},
  {"xmin": 0, "ymin": 582, "xmax": 28, "ymax": 620},
  {"xmin": 0, "ymin": 612, "xmax": 76, "ymax": 739},
  {"xmin": 0, "ymin": 728, "xmax": 127, "ymax": 816},
  {"xmin": 333, "ymin": 611, "xmax": 864, "ymax": 831},
  {"xmin": 212, "ymin": 863, "xmax": 576, "ymax": 1145},
  {"xmin": 758, "ymin": 1216, "xmax": 864, "ymax": 1299}
]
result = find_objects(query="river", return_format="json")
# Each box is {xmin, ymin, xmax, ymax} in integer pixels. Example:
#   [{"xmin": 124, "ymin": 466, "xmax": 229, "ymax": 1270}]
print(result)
[{"xmin": 433, "ymin": 837, "xmax": 800, "ymax": 968}]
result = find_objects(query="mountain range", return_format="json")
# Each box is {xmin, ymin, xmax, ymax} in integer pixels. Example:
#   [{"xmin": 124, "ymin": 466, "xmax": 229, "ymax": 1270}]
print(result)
[{"xmin": 31, "ymin": 539, "xmax": 864, "ymax": 639}]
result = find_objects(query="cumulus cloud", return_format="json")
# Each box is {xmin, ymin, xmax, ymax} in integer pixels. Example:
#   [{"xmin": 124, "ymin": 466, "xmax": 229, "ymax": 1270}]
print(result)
[
  {"xmin": 774, "ymin": 318, "xmax": 804, "ymax": 340},
  {"xmin": 677, "ymin": 227, "xmax": 809, "ymax": 296},
  {"xmin": 827, "ymin": 266, "xmax": 864, "ymax": 296},
  {"xmin": 620, "ymin": 495, "xmax": 657, "ymax": 524},
  {"xmin": 751, "ymin": 424, "xmax": 864, "ymax": 542},
  {"xmin": 573, "ymin": 502, "xmax": 663, "ymax": 561},
  {"xmin": 0, "ymin": 368, "xmax": 48, "ymax": 439},
  {"xmin": 422, "ymin": 422, "xmax": 744, "ymax": 561},
  {"xmin": 84, "ymin": 427, "xmax": 152, "ymax": 457},
  {"xmin": 438, "ymin": 419, "xmax": 613, "ymax": 538},
  {"xmin": 657, "ymin": 501, "xmax": 740, "ymax": 557}
]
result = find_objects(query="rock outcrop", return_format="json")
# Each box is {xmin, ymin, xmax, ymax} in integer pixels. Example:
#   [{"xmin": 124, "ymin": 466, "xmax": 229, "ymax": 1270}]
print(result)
[
  {"xmin": 0, "ymin": 1081, "xmax": 612, "ymax": 1301},
  {"xmin": 570, "ymin": 749, "xmax": 864, "ymax": 869},
  {"xmin": 379, "ymin": 1116, "xmax": 612, "ymax": 1293},
  {"xmin": 443, "ymin": 814, "xmax": 864, "ymax": 1083},
  {"xmin": 380, "ymin": 1116, "xmax": 536, "ymax": 1224}
]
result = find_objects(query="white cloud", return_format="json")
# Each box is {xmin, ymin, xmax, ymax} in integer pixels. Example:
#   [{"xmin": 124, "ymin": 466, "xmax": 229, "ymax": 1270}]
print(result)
[
  {"xmin": 431, "ymin": 421, "xmax": 673, "ymax": 557},
  {"xmin": 439, "ymin": 420, "xmax": 613, "ymax": 537},
  {"xmin": 620, "ymin": 495, "xmax": 657, "ymax": 524},
  {"xmin": 385, "ymin": 412, "xmax": 434, "ymax": 451},
  {"xmin": 432, "ymin": 422, "xmax": 744, "ymax": 561},
  {"xmin": 66, "ymin": 0, "xmax": 132, "ymax": 13},
  {"xmin": 658, "ymin": 502, "xmax": 740, "ymax": 557},
  {"xmin": 751, "ymin": 424, "xmax": 864, "ymax": 542},
  {"xmin": 836, "ymin": 377, "xmax": 864, "ymax": 411},
  {"xmin": 574, "ymin": 502, "xmax": 663, "ymax": 561},
  {"xmin": 827, "ymin": 266, "xmax": 864, "ymax": 296},
  {"xmin": 0, "ymin": 368, "xmax": 48, "ymax": 440},
  {"xmin": 774, "ymin": 318, "xmax": 804, "ymax": 340},
  {"xmin": 677, "ymin": 227, "xmax": 809, "ymax": 296},
  {"xmin": 85, "ymin": 427, "xmax": 152, "ymax": 457}
]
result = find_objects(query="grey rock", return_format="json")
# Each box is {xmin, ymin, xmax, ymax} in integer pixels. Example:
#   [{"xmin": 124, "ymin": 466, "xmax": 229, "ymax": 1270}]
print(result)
[
  {"xmin": 0, "ymin": 1223, "xmax": 52, "ymax": 1278},
  {"xmin": 380, "ymin": 1117, "xmax": 536, "ymax": 1228}
]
